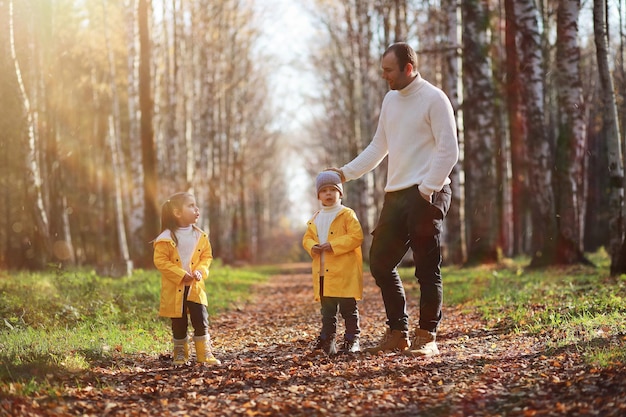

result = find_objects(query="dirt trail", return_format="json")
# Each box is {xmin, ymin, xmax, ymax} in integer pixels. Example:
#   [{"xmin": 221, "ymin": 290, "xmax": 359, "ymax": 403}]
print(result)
[{"xmin": 4, "ymin": 265, "xmax": 625, "ymax": 416}]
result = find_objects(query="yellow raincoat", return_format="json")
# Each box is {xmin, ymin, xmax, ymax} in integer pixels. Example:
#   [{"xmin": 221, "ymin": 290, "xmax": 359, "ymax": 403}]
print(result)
[
  {"xmin": 302, "ymin": 207, "xmax": 363, "ymax": 301},
  {"xmin": 153, "ymin": 226, "xmax": 212, "ymax": 318}
]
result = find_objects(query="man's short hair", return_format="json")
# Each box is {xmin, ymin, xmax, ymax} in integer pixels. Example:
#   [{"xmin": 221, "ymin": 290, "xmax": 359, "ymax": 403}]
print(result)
[{"xmin": 383, "ymin": 42, "xmax": 418, "ymax": 73}]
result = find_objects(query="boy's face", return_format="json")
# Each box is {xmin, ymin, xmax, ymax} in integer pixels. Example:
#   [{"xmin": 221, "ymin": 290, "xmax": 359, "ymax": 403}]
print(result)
[{"xmin": 318, "ymin": 186, "xmax": 341, "ymax": 207}]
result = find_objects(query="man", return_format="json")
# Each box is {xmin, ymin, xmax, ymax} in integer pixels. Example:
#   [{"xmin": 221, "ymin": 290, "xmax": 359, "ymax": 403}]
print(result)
[{"xmin": 331, "ymin": 42, "xmax": 458, "ymax": 357}]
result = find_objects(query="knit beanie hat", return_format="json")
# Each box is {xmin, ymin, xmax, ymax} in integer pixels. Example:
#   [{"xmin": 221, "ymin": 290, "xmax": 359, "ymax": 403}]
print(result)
[{"xmin": 316, "ymin": 171, "xmax": 343, "ymax": 196}]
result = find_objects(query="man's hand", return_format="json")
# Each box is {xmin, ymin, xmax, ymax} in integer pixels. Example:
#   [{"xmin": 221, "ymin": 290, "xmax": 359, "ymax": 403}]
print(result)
[{"xmin": 325, "ymin": 168, "xmax": 346, "ymax": 183}]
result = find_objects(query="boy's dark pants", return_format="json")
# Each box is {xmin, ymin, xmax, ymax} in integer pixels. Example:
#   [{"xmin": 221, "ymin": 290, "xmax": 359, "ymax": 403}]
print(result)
[{"xmin": 319, "ymin": 276, "xmax": 360, "ymax": 340}]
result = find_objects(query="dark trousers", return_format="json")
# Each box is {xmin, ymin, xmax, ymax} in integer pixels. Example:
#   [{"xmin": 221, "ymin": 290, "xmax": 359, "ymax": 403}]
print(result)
[
  {"xmin": 319, "ymin": 277, "xmax": 360, "ymax": 339},
  {"xmin": 369, "ymin": 184, "xmax": 451, "ymax": 333},
  {"xmin": 171, "ymin": 285, "xmax": 209, "ymax": 340}
]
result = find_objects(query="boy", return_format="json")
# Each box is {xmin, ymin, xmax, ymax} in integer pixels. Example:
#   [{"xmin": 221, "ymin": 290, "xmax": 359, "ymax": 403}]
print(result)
[{"xmin": 302, "ymin": 171, "xmax": 364, "ymax": 354}]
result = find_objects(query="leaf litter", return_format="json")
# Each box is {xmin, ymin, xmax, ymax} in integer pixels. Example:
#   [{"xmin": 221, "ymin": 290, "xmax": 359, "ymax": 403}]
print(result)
[{"xmin": 2, "ymin": 264, "xmax": 625, "ymax": 416}]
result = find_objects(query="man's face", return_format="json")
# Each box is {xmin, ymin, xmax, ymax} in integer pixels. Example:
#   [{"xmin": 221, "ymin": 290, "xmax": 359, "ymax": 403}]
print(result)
[{"xmin": 381, "ymin": 52, "xmax": 412, "ymax": 90}]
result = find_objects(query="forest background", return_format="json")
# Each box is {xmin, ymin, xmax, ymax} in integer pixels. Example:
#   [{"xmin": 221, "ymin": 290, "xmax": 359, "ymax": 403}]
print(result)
[{"xmin": 1, "ymin": 0, "xmax": 626, "ymax": 276}]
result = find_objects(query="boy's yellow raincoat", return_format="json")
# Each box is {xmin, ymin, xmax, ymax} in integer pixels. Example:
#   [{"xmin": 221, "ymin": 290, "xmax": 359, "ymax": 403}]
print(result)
[{"xmin": 303, "ymin": 207, "xmax": 363, "ymax": 301}]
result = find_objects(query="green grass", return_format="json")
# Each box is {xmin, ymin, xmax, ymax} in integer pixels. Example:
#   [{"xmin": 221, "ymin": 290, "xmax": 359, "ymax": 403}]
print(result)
[
  {"xmin": 402, "ymin": 248, "xmax": 626, "ymax": 367},
  {"xmin": 0, "ymin": 262, "xmax": 274, "ymax": 394}
]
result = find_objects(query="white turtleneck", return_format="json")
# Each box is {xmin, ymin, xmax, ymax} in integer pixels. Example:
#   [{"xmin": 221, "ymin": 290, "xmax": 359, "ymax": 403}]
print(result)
[
  {"xmin": 175, "ymin": 225, "xmax": 198, "ymax": 273},
  {"xmin": 314, "ymin": 201, "xmax": 343, "ymax": 244},
  {"xmin": 341, "ymin": 73, "xmax": 458, "ymax": 196},
  {"xmin": 314, "ymin": 201, "xmax": 343, "ymax": 274}
]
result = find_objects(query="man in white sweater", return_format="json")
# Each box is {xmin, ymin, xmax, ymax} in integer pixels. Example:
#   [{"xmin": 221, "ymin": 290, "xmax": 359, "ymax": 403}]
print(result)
[{"xmin": 331, "ymin": 42, "xmax": 458, "ymax": 357}]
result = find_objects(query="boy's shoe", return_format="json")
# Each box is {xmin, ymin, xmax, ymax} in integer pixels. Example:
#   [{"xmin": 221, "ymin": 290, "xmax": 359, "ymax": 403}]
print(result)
[
  {"xmin": 364, "ymin": 329, "xmax": 410, "ymax": 353},
  {"xmin": 404, "ymin": 329, "xmax": 439, "ymax": 357},
  {"xmin": 314, "ymin": 334, "xmax": 337, "ymax": 355},
  {"xmin": 341, "ymin": 337, "xmax": 360, "ymax": 353}
]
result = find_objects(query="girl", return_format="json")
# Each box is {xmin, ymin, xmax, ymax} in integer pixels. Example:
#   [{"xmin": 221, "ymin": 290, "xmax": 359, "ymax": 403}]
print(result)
[{"xmin": 153, "ymin": 192, "xmax": 220, "ymax": 365}]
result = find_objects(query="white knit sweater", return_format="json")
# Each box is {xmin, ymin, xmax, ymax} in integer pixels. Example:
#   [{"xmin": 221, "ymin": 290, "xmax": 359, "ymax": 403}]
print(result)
[
  {"xmin": 314, "ymin": 201, "xmax": 343, "ymax": 244},
  {"xmin": 341, "ymin": 73, "xmax": 459, "ymax": 196},
  {"xmin": 314, "ymin": 201, "xmax": 343, "ymax": 273},
  {"xmin": 175, "ymin": 225, "xmax": 198, "ymax": 273}
]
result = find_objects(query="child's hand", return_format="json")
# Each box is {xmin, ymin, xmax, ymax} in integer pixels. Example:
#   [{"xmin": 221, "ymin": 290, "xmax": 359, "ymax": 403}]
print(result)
[
  {"xmin": 183, "ymin": 273, "xmax": 195, "ymax": 284},
  {"xmin": 312, "ymin": 243, "xmax": 332, "ymax": 254},
  {"xmin": 193, "ymin": 270, "xmax": 202, "ymax": 281},
  {"xmin": 319, "ymin": 242, "xmax": 332, "ymax": 252}
]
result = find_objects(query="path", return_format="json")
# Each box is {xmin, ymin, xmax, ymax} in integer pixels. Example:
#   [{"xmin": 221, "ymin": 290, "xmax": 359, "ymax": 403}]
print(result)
[{"xmin": 4, "ymin": 265, "xmax": 625, "ymax": 416}]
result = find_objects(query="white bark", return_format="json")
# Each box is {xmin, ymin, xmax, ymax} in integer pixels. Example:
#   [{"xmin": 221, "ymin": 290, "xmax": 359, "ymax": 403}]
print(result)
[
  {"xmin": 9, "ymin": 0, "xmax": 51, "ymax": 265},
  {"xmin": 594, "ymin": 0, "xmax": 625, "ymax": 272},
  {"xmin": 462, "ymin": 0, "xmax": 499, "ymax": 262},
  {"xmin": 515, "ymin": 0, "xmax": 559, "ymax": 263},
  {"xmin": 103, "ymin": 0, "xmax": 132, "ymax": 275},
  {"xmin": 555, "ymin": 0, "xmax": 586, "ymax": 253}
]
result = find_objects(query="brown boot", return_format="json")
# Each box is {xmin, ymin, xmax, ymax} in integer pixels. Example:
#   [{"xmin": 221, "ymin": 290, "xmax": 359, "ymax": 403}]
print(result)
[
  {"xmin": 404, "ymin": 329, "xmax": 439, "ymax": 357},
  {"xmin": 364, "ymin": 329, "xmax": 410, "ymax": 353}
]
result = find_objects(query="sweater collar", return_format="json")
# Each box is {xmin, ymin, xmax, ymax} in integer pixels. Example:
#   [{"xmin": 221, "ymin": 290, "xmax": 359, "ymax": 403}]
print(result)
[
  {"xmin": 398, "ymin": 72, "xmax": 424, "ymax": 97},
  {"xmin": 320, "ymin": 201, "xmax": 343, "ymax": 213}
]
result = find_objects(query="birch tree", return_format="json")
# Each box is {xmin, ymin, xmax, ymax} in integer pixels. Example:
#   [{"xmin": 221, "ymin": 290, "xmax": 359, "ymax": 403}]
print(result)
[
  {"xmin": 462, "ymin": 0, "xmax": 500, "ymax": 264},
  {"xmin": 139, "ymin": 0, "xmax": 158, "ymax": 266},
  {"xmin": 554, "ymin": 0, "xmax": 589, "ymax": 264},
  {"xmin": 9, "ymin": 0, "xmax": 52, "ymax": 269},
  {"xmin": 514, "ymin": 0, "xmax": 559, "ymax": 267},
  {"xmin": 593, "ymin": 0, "xmax": 626, "ymax": 274},
  {"xmin": 103, "ymin": 0, "xmax": 132, "ymax": 276},
  {"xmin": 124, "ymin": 0, "xmax": 146, "ymax": 264},
  {"xmin": 441, "ymin": 0, "xmax": 465, "ymax": 264},
  {"xmin": 504, "ymin": 0, "xmax": 529, "ymax": 256}
]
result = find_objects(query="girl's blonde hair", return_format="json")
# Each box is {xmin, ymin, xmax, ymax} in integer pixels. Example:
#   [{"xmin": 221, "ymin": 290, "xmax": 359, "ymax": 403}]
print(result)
[{"xmin": 160, "ymin": 192, "xmax": 194, "ymax": 246}]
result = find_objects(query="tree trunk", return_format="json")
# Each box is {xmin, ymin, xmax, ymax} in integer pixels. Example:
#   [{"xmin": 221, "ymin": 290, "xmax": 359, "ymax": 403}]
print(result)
[
  {"xmin": 462, "ymin": 0, "xmax": 500, "ymax": 264},
  {"xmin": 139, "ymin": 0, "xmax": 159, "ymax": 266},
  {"xmin": 125, "ymin": 0, "xmax": 146, "ymax": 266},
  {"xmin": 505, "ymin": 0, "xmax": 530, "ymax": 257},
  {"xmin": 9, "ymin": 0, "xmax": 52, "ymax": 269},
  {"xmin": 442, "ymin": 0, "xmax": 465, "ymax": 264},
  {"xmin": 554, "ymin": 0, "xmax": 591, "ymax": 265},
  {"xmin": 514, "ymin": 0, "xmax": 560, "ymax": 268},
  {"xmin": 103, "ymin": 0, "xmax": 132, "ymax": 276},
  {"xmin": 593, "ymin": 0, "xmax": 626, "ymax": 274}
]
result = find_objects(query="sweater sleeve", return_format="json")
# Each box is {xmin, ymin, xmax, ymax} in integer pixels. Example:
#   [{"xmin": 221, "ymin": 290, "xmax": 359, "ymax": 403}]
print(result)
[
  {"xmin": 418, "ymin": 90, "xmax": 459, "ymax": 196},
  {"xmin": 340, "ymin": 97, "xmax": 390, "ymax": 182}
]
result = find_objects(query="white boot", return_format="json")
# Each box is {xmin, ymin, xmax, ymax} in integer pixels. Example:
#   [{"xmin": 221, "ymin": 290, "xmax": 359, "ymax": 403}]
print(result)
[{"xmin": 172, "ymin": 337, "xmax": 189, "ymax": 365}]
